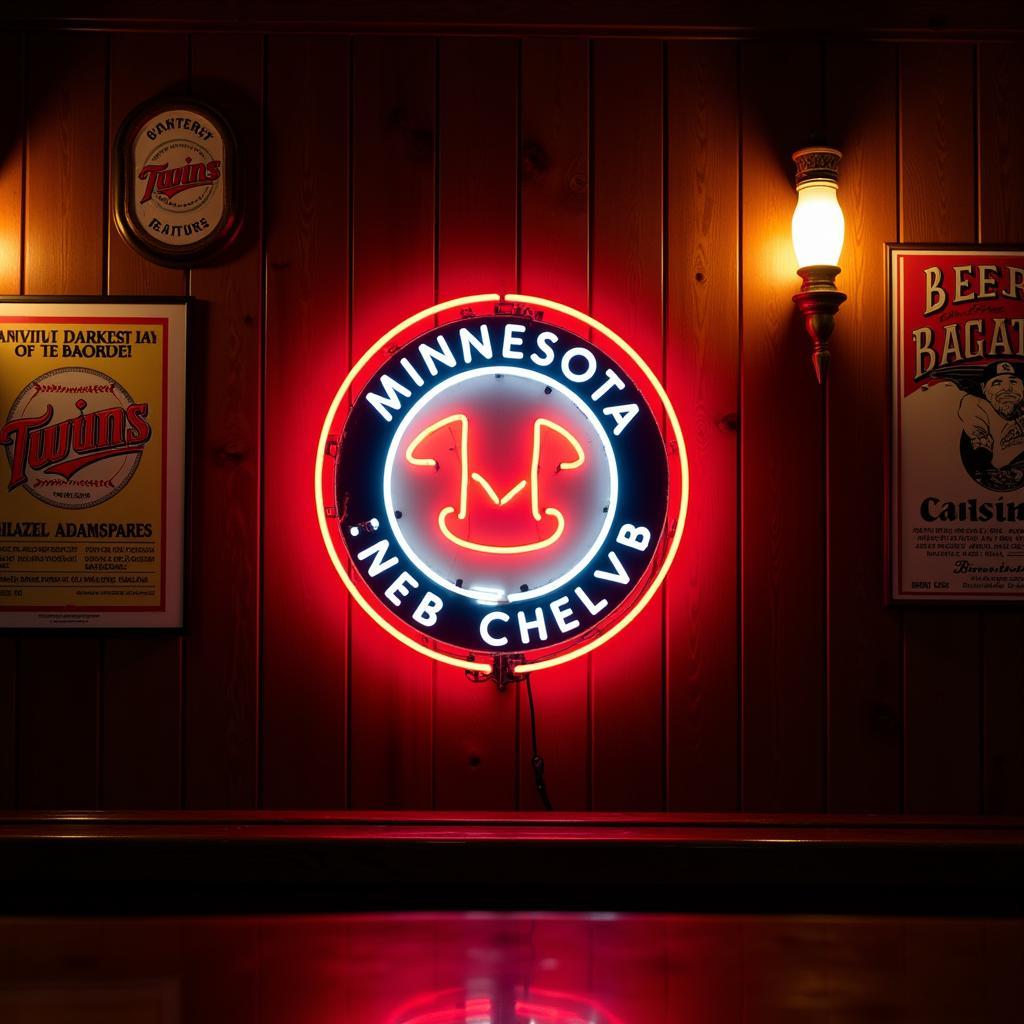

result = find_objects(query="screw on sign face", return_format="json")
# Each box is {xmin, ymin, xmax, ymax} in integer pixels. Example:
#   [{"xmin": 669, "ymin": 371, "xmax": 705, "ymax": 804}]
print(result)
[{"xmin": 316, "ymin": 295, "xmax": 688, "ymax": 677}]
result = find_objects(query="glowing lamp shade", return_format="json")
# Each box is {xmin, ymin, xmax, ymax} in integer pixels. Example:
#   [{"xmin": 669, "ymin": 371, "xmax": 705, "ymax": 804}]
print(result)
[
  {"xmin": 791, "ymin": 179, "xmax": 844, "ymax": 269},
  {"xmin": 790, "ymin": 146, "xmax": 847, "ymax": 383}
]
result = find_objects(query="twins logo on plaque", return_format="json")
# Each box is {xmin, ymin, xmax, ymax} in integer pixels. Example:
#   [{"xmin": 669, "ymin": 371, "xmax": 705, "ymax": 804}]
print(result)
[
  {"xmin": 114, "ymin": 98, "xmax": 241, "ymax": 266},
  {"xmin": 890, "ymin": 245, "xmax": 1024, "ymax": 600}
]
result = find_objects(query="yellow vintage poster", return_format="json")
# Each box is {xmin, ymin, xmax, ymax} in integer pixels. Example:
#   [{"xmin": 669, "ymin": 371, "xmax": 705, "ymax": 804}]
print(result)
[{"xmin": 0, "ymin": 301, "xmax": 186, "ymax": 627}]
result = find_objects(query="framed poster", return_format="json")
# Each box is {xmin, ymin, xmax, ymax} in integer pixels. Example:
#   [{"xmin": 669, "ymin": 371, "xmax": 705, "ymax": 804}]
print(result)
[
  {"xmin": 890, "ymin": 245, "xmax": 1024, "ymax": 601},
  {"xmin": 0, "ymin": 298, "xmax": 187, "ymax": 627}
]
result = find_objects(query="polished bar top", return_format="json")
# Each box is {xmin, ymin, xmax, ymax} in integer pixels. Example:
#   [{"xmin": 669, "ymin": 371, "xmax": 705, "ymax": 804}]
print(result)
[{"xmin": 2, "ymin": 911, "xmax": 1023, "ymax": 1023}]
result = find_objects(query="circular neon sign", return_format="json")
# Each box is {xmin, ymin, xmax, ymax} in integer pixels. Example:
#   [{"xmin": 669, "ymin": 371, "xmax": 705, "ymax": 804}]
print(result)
[{"xmin": 316, "ymin": 295, "xmax": 688, "ymax": 677}]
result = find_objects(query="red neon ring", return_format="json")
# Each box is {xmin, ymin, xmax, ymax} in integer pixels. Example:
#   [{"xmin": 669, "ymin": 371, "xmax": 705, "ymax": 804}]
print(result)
[{"xmin": 315, "ymin": 294, "xmax": 689, "ymax": 677}]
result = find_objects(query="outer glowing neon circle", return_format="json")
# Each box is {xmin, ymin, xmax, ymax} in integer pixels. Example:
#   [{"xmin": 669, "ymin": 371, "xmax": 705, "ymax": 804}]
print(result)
[{"xmin": 315, "ymin": 294, "xmax": 688, "ymax": 676}]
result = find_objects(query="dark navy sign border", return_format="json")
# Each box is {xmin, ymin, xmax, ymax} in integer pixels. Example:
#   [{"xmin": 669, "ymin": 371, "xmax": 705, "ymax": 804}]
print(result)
[{"xmin": 335, "ymin": 314, "xmax": 669, "ymax": 655}]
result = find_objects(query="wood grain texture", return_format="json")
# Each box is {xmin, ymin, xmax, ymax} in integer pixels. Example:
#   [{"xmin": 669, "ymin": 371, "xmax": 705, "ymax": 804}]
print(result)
[
  {"xmin": 589, "ymin": 39, "xmax": 665, "ymax": 810},
  {"xmin": 106, "ymin": 33, "xmax": 188, "ymax": 296},
  {"xmin": 180, "ymin": 920, "xmax": 257, "ymax": 1024},
  {"xmin": 739, "ymin": 42, "xmax": 825, "ymax": 812},
  {"xmin": 518, "ymin": 36, "xmax": 591, "ymax": 811},
  {"xmin": 900, "ymin": 44, "xmax": 976, "ymax": 243},
  {"xmin": 17, "ymin": 637, "xmax": 99, "ymax": 808},
  {"xmin": 0, "ymin": 33, "xmax": 23, "ymax": 295},
  {"xmin": 348, "ymin": 35, "xmax": 436, "ymax": 809},
  {"xmin": 982, "ymin": 611, "xmax": 1024, "ymax": 813},
  {"xmin": 824, "ymin": 43, "xmax": 902, "ymax": 812},
  {"xmin": 0, "ymin": 652, "xmax": 11, "ymax": 807},
  {"xmin": 665, "ymin": 40, "xmax": 740, "ymax": 811},
  {"xmin": 666, "ymin": 918, "xmax": 744, "ymax": 1021},
  {"xmin": 101, "ymin": 32, "xmax": 188, "ymax": 810},
  {"xmin": 184, "ymin": 34, "xmax": 263, "ymax": 808},
  {"xmin": 900, "ymin": 43, "xmax": 982, "ymax": 814},
  {"xmin": 262, "ymin": 35, "xmax": 350, "ymax": 809},
  {"xmin": 0, "ymin": 32, "xmax": 24, "ymax": 809},
  {"xmin": 24, "ymin": 33, "xmax": 106, "ymax": 296},
  {"xmin": 591, "ymin": 916, "xmax": 669, "ymax": 1023},
  {"xmin": 434, "ymin": 36, "xmax": 519, "ymax": 810},
  {"xmin": 978, "ymin": 42, "xmax": 1024, "ymax": 815},
  {"xmin": 101, "ymin": 637, "xmax": 181, "ymax": 808},
  {"xmin": 18, "ymin": 31, "xmax": 107, "ymax": 809},
  {"xmin": 978, "ymin": 43, "xmax": 1024, "ymax": 240}
]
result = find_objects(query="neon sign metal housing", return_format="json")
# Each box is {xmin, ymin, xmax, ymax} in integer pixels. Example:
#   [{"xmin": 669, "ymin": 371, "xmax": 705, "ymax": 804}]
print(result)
[{"xmin": 316, "ymin": 295, "xmax": 688, "ymax": 677}]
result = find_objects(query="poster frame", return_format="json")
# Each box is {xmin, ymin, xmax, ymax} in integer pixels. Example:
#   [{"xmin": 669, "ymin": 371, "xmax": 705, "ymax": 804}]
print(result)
[
  {"xmin": 0, "ymin": 295, "xmax": 190, "ymax": 631},
  {"xmin": 887, "ymin": 242, "xmax": 1024, "ymax": 604}
]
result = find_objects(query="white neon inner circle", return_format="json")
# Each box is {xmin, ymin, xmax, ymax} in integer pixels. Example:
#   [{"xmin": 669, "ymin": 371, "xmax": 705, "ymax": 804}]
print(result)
[{"xmin": 382, "ymin": 365, "xmax": 619, "ymax": 604}]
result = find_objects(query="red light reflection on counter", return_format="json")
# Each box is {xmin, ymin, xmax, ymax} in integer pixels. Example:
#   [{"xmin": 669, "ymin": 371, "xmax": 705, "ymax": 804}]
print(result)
[{"xmin": 388, "ymin": 986, "xmax": 624, "ymax": 1024}]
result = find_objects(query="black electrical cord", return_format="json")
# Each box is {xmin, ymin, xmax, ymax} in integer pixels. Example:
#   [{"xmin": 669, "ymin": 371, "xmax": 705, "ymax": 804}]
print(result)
[{"xmin": 523, "ymin": 672, "xmax": 553, "ymax": 811}]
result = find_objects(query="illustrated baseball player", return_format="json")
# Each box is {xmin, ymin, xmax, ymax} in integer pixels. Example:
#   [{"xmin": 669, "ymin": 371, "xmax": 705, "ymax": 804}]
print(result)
[{"xmin": 957, "ymin": 360, "xmax": 1024, "ymax": 490}]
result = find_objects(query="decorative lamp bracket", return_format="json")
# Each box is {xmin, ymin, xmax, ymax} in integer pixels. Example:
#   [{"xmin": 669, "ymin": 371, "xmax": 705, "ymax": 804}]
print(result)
[{"xmin": 793, "ymin": 265, "xmax": 847, "ymax": 383}]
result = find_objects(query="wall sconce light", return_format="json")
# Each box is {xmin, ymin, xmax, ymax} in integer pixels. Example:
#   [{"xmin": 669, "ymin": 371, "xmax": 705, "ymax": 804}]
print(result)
[{"xmin": 791, "ymin": 146, "xmax": 847, "ymax": 383}]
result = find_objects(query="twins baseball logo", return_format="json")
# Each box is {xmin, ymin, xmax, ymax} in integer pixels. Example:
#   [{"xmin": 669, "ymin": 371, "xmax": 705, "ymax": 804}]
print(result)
[
  {"xmin": 138, "ymin": 153, "xmax": 221, "ymax": 208},
  {"xmin": 317, "ymin": 296, "xmax": 688, "ymax": 677},
  {"xmin": 1, "ymin": 367, "xmax": 152, "ymax": 510}
]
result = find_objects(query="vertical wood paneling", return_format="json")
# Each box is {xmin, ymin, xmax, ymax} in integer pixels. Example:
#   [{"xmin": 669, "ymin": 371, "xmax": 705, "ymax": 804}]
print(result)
[
  {"xmin": 978, "ymin": 41, "xmax": 1024, "ymax": 815},
  {"xmin": 184, "ymin": 34, "xmax": 263, "ymax": 808},
  {"xmin": 518, "ymin": 36, "xmax": 591, "ymax": 810},
  {"xmin": 102, "ymin": 636, "xmax": 181, "ymax": 808},
  {"xmin": 0, "ymin": 34, "xmax": 23, "ymax": 293},
  {"xmin": 0, "ymin": 658, "xmax": 10, "ymax": 804},
  {"xmin": 262, "ymin": 35, "xmax": 350, "ymax": 808},
  {"xmin": 900, "ymin": 46, "xmax": 977, "ymax": 244},
  {"xmin": 982, "ymin": 612, "xmax": 1024, "ymax": 813},
  {"xmin": 24, "ymin": 34, "xmax": 106, "ymax": 295},
  {"xmin": 739, "ymin": 42, "xmax": 825, "ymax": 811},
  {"xmin": 825, "ymin": 43, "xmax": 902, "ymax": 812},
  {"xmin": 18, "ymin": 31, "xmax": 107, "ymax": 808},
  {"xmin": 900, "ymin": 43, "xmax": 981, "ymax": 814},
  {"xmin": 435, "ymin": 36, "xmax": 519, "ymax": 810},
  {"xmin": 589, "ymin": 39, "xmax": 665, "ymax": 810},
  {"xmin": 106, "ymin": 37, "xmax": 188, "ymax": 298},
  {"xmin": 101, "ymin": 32, "xmax": 188, "ymax": 810},
  {"xmin": 348, "ymin": 35, "xmax": 436, "ymax": 809},
  {"xmin": 17, "ymin": 635, "xmax": 101, "ymax": 809},
  {"xmin": 665, "ymin": 40, "xmax": 740, "ymax": 811},
  {"xmin": 0, "ymin": 32, "xmax": 24, "ymax": 808},
  {"xmin": 4, "ymin": 24, "xmax": 1019, "ymax": 817}
]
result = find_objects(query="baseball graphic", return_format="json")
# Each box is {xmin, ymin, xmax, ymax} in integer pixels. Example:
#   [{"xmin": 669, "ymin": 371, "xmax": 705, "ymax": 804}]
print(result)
[{"xmin": 0, "ymin": 366, "xmax": 152, "ymax": 510}]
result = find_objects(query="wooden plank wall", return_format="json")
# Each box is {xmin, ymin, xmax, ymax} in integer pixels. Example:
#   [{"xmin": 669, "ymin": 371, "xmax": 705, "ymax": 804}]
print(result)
[{"xmin": 0, "ymin": 28, "xmax": 1021, "ymax": 814}]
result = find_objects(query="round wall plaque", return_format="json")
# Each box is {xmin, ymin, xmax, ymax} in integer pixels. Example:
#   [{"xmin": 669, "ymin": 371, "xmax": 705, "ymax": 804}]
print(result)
[{"xmin": 114, "ymin": 97, "xmax": 242, "ymax": 266}]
